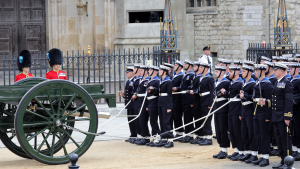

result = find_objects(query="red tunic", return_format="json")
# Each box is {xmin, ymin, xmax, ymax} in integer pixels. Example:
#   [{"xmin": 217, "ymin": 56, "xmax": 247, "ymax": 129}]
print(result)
[
  {"xmin": 46, "ymin": 70, "xmax": 67, "ymax": 80},
  {"xmin": 14, "ymin": 73, "xmax": 35, "ymax": 82}
]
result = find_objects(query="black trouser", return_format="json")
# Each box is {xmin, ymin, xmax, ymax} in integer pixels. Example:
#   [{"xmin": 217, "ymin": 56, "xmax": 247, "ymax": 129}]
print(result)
[
  {"xmin": 193, "ymin": 105, "xmax": 202, "ymax": 136},
  {"xmin": 253, "ymin": 116, "xmax": 271, "ymax": 154},
  {"xmin": 214, "ymin": 112, "xmax": 230, "ymax": 148},
  {"xmin": 134, "ymin": 106, "xmax": 141, "ymax": 135},
  {"xmin": 136, "ymin": 106, "xmax": 150, "ymax": 137},
  {"xmin": 270, "ymin": 123, "xmax": 277, "ymax": 147},
  {"xmin": 158, "ymin": 106, "xmax": 173, "ymax": 138},
  {"xmin": 127, "ymin": 108, "xmax": 137, "ymax": 137},
  {"xmin": 241, "ymin": 116, "xmax": 257, "ymax": 151},
  {"xmin": 148, "ymin": 107, "xmax": 161, "ymax": 135},
  {"xmin": 201, "ymin": 106, "xmax": 212, "ymax": 136},
  {"xmin": 228, "ymin": 115, "xmax": 244, "ymax": 151},
  {"xmin": 292, "ymin": 113, "xmax": 300, "ymax": 148},
  {"xmin": 182, "ymin": 104, "xmax": 194, "ymax": 134},
  {"xmin": 172, "ymin": 102, "xmax": 184, "ymax": 133},
  {"xmin": 273, "ymin": 121, "xmax": 292, "ymax": 164}
]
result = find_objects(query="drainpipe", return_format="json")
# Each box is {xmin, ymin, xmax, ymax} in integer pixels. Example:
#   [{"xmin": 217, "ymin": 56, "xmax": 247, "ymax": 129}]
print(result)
[{"xmin": 266, "ymin": 0, "xmax": 270, "ymax": 45}]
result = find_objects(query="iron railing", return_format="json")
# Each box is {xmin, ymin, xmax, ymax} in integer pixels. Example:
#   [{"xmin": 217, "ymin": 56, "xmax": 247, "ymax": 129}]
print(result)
[{"xmin": 0, "ymin": 46, "xmax": 180, "ymax": 103}]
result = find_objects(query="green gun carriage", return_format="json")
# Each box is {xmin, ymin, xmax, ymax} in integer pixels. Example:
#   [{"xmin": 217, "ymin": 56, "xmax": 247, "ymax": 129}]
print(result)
[{"xmin": 0, "ymin": 78, "xmax": 116, "ymax": 165}]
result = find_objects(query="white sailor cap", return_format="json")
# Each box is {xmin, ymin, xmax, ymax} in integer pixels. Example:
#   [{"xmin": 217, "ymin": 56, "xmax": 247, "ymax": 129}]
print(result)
[
  {"xmin": 272, "ymin": 56, "xmax": 280, "ymax": 61},
  {"xmin": 261, "ymin": 56, "xmax": 271, "ymax": 62},
  {"xmin": 148, "ymin": 65, "xmax": 159, "ymax": 71},
  {"xmin": 265, "ymin": 61, "xmax": 274, "ymax": 67},
  {"xmin": 243, "ymin": 60, "xmax": 255, "ymax": 66},
  {"xmin": 134, "ymin": 64, "xmax": 141, "ymax": 68},
  {"xmin": 288, "ymin": 58, "xmax": 298, "ymax": 63},
  {"xmin": 288, "ymin": 63, "xmax": 300, "ymax": 68},
  {"xmin": 126, "ymin": 66, "xmax": 134, "ymax": 73},
  {"xmin": 282, "ymin": 54, "xmax": 293, "ymax": 58},
  {"xmin": 295, "ymin": 54, "xmax": 300, "ymax": 58},
  {"xmin": 279, "ymin": 56, "xmax": 289, "ymax": 61},
  {"xmin": 273, "ymin": 62, "xmax": 288, "ymax": 70},
  {"xmin": 139, "ymin": 65, "xmax": 149, "ymax": 69},
  {"xmin": 229, "ymin": 66, "xmax": 241, "ymax": 70},
  {"xmin": 233, "ymin": 60, "xmax": 243, "ymax": 65},
  {"xmin": 254, "ymin": 64, "xmax": 267, "ymax": 70},
  {"xmin": 175, "ymin": 60, "xmax": 184, "ymax": 67},
  {"xmin": 242, "ymin": 65, "xmax": 254, "ymax": 72},
  {"xmin": 200, "ymin": 62, "xmax": 210, "ymax": 68},
  {"xmin": 218, "ymin": 58, "xmax": 232, "ymax": 64},
  {"xmin": 159, "ymin": 65, "xmax": 170, "ymax": 71},
  {"xmin": 163, "ymin": 62, "xmax": 174, "ymax": 68},
  {"xmin": 215, "ymin": 66, "xmax": 226, "ymax": 71},
  {"xmin": 193, "ymin": 61, "xmax": 200, "ymax": 66},
  {"xmin": 184, "ymin": 59, "xmax": 194, "ymax": 65}
]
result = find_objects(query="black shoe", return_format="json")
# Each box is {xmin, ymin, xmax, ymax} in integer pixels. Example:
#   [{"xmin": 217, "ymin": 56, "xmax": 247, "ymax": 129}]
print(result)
[
  {"xmin": 270, "ymin": 149, "xmax": 278, "ymax": 156},
  {"xmin": 130, "ymin": 138, "xmax": 136, "ymax": 144},
  {"xmin": 245, "ymin": 155, "xmax": 258, "ymax": 164},
  {"xmin": 125, "ymin": 138, "xmax": 131, "ymax": 142},
  {"xmin": 252, "ymin": 157, "xmax": 263, "ymax": 165},
  {"xmin": 227, "ymin": 152, "xmax": 239, "ymax": 159},
  {"xmin": 134, "ymin": 139, "xmax": 141, "ymax": 144},
  {"xmin": 279, "ymin": 164, "xmax": 289, "ymax": 169},
  {"xmin": 231, "ymin": 154, "xmax": 244, "ymax": 161},
  {"xmin": 213, "ymin": 135, "xmax": 217, "ymax": 139},
  {"xmin": 217, "ymin": 152, "xmax": 228, "ymax": 159},
  {"xmin": 155, "ymin": 140, "xmax": 167, "ymax": 147},
  {"xmin": 199, "ymin": 139, "xmax": 212, "ymax": 146},
  {"xmin": 213, "ymin": 151, "xmax": 222, "ymax": 158},
  {"xmin": 292, "ymin": 151, "xmax": 298, "ymax": 157},
  {"xmin": 173, "ymin": 134, "xmax": 182, "ymax": 142},
  {"xmin": 272, "ymin": 163, "xmax": 283, "ymax": 168},
  {"xmin": 180, "ymin": 136, "xmax": 192, "ymax": 143},
  {"xmin": 164, "ymin": 142, "xmax": 174, "ymax": 148},
  {"xmin": 239, "ymin": 153, "xmax": 251, "ymax": 161},
  {"xmin": 259, "ymin": 158, "xmax": 269, "ymax": 167},
  {"xmin": 190, "ymin": 137, "xmax": 200, "ymax": 144},
  {"xmin": 137, "ymin": 139, "xmax": 149, "ymax": 145},
  {"xmin": 295, "ymin": 153, "xmax": 300, "ymax": 161},
  {"xmin": 146, "ymin": 141, "xmax": 154, "ymax": 146}
]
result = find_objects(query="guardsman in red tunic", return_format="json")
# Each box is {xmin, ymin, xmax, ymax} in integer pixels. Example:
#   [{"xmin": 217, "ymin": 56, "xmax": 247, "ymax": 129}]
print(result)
[
  {"xmin": 14, "ymin": 50, "xmax": 35, "ymax": 82},
  {"xmin": 45, "ymin": 48, "xmax": 67, "ymax": 80}
]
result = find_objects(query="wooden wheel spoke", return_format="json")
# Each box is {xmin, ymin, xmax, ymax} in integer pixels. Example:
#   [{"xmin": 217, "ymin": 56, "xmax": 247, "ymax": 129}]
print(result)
[
  {"xmin": 33, "ymin": 97, "xmax": 52, "ymax": 117},
  {"xmin": 60, "ymin": 93, "xmax": 77, "ymax": 115},
  {"xmin": 62, "ymin": 104, "xmax": 86, "ymax": 119},
  {"xmin": 56, "ymin": 88, "xmax": 63, "ymax": 115},
  {"xmin": 27, "ymin": 126, "xmax": 49, "ymax": 141},
  {"xmin": 25, "ymin": 109, "xmax": 49, "ymax": 121},
  {"xmin": 64, "ymin": 117, "xmax": 91, "ymax": 122},
  {"xmin": 46, "ymin": 89, "xmax": 55, "ymax": 114},
  {"xmin": 38, "ymin": 132, "xmax": 51, "ymax": 151},
  {"xmin": 50, "ymin": 131, "xmax": 56, "ymax": 157},
  {"xmin": 60, "ymin": 127, "xmax": 80, "ymax": 148},
  {"xmin": 58, "ymin": 128, "xmax": 68, "ymax": 155}
]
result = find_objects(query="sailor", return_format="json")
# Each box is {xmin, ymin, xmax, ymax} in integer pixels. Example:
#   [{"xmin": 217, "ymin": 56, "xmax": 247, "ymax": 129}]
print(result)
[
  {"xmin": 281, "ymin": 62, "xmax": 292, "ymax": 81},
  {"xmin": 212, "ymin": 66, "xmax": 231, "ymax": 159},
  {"xmin": 171, "ymin": 60, "xmax": 185, "ymax": 139},
  {"xmin": 250, "ymin": 64, "xmax": 273, "ymax": 167},
  {"xmin": 217, "ymin": 58, "xmax": 232, "ymax": 80},
  {"xmin": 260, "ymin": 63, "xmax": 293, "ymax": 169},
  {"xmin": 272, "ymin": 56, "xmax": 280, "ymax": 63},
  {"xmin": 288, "ymin": 63, "xmax": 300, "ymax": 160},
  {"xmin": 46, "ymin": 48, "xmax": 67, "ymax": 80},
  {"xmin": 238, "ymin": 65, "xmax": 257, "ymax": 163},
  {"xmin": 260, "ymin": 56, "xmax": 272, "ymax": 65},
  {"xmin": 243, "ymin": 60, "xmax": 257, "ymax": 81},
  {"xmin": 198, "ymin": 46, "xmax": 213, "ymax": 76},
  {"xmin": 220, "ymin": 66, "xmax": 244, "ymax": 161},
  {"xmin": 132, "ymin": 65, "xmax": 151, "ymax": 145},
  {"xmin": 278, "ymin": 56, "xmax": 289, "ymax": 62},
  {"xmin": 130, "ymin": 64, "xmax": 142, "ymax": 144},
  {"xmin": 296, "ymin": 54, "xmax": 300, "ymax": 63},
  {"xmin": 157, "ymin": 65, "xmax": 174, "ymax": 148},
  {"xmin": 145, "ymin": 65, "xmax": 161, "ymax": 147},
  {"xmin": 265, "ymin": 61, "xmax": 277, "ymax": 85},
  {"xmin": 189, "ymin": 61, "xmax": 203, "ymax": 144},
  {"xmin": 174, "ymin": 60, "xmax": 195, "ymax": 143},
  {"xmin": 119, "ymin": 66, "xmax": 136, "ymax": 143},
  {"xmin": 15, "ymin": 50, "xmax": 34, "ymax": 82},
  {"xmin": 288, "ymin": 58, "xmax": 298, "ymax": 63},
  {"xmin": 233, "ymin": 60, "xmax": 243, "ymax": 78},
  {"xmin": 163, "ymin": 62, "xmax": 174, "ymax": 80}
]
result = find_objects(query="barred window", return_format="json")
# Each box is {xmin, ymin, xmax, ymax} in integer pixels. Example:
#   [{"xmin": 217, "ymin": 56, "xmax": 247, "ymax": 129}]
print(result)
[{"xmin": 187, "ymin": 0, "xmax": 217, "ymax": 7}]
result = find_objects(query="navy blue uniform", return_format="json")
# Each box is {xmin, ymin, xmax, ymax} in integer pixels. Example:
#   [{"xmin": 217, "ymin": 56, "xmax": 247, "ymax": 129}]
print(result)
[
  {"xmin": 124, "ymin": 77, "xmax": 136, "ymax": 137},
  {"xmin": 158, "ymin": 76, "xmax": 173, "ymax": 138},
  {"xmin": 291, "ymin": 75, "xmax": 300, "ymax": 149},
  {"xmin": 214, "ymin": 78, "xmax": 231, "ymax": 148},
  {"xmin": 191, "ymin": 73, "xmax": 202, "ymax": 136},
  {"xmin": 268, "ymin": 74, "xmax": 277, "ymax": 148},
  {"xmin": 171, "ymin": 72, "xmax": 184, "ymax": 133},
  {"xmin": 133, "ymin": 75, "xmax": 142, "ymax": 135},
  {"xmin": 241, "ymin": 78, "xmax": 257, "ymax": 152},
  {"xmin": 271, "ymin": 76, "xmax": 293, "ymax": 164},
  {"xmin": 224, "ymin": 77, "xmax": 244, "ymax": 151}
]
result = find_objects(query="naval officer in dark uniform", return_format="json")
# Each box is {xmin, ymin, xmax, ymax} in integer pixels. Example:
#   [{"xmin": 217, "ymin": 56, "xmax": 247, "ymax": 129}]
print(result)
[
  {"xmin": 212, "ymin": 66, "xmax": 231, "ymax": 159},
  {"xmin": 260, "ymin": 62, "xmax": 293, "ymax": 168}
]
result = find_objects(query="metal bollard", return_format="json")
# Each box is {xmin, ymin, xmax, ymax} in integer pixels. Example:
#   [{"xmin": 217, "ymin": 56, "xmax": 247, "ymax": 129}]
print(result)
[
  {"xmin": 284, "ymin": 155, "xmax": 294, "ymax": 169},
  {"xmin": 68, "ymin": 153, "xmax": 80, "ymax": 169}
]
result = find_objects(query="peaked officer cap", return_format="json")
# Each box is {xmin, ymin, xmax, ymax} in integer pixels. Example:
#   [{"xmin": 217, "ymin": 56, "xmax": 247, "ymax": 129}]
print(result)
[
  {"xmin": 273, "ymin": 62, "xmax": 288, "ymax": 70},
  {"xmin": 126, "ymin": 66, "xmax": 134, "ymax": 73},
  {"xmin": 203, "ymin": 46, "xmax": 210, "ymax": 51}
]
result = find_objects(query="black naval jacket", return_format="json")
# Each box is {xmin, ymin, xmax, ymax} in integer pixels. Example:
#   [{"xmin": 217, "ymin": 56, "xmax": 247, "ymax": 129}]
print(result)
[
  {"xmin": 240, "ymin": 78, "xmax": 256, "ymax": 117},
  {"xmin": 291, "ymin": 75, "xmax": 300, "ymax": 113},
  {"xmin": 134, "ymin": 76, "xmax": 151, "ymax": 107},
  {"xmin": 172, "ymin": 72, "xmax": 184, "ymax": 103},
  {"xmin": 145, "ymin": 76, "xmax": 160, "ymax": 108},
  {"xmin": 271, "ymin": 76, "xmax": 293, "ymax": 122},
  {"xmin": 214, "ymin": 78, "xmax": 230, "ymax": 114},
  {"xmin": 177, "ymin": 70, "xmax": 195, "ymax": 105},
  {"xmin": 223, "ymin": 77, "xmax": 244, "ymax": 116},
  {"xmin": 253, "ymin": 77, "xmax": 273, "ymax": 120},
  {"xmin": 199, "ymin": 74, "xmax": 215, "ymax": 107},
  {"xmin": 191, "ymin": 73, "xmax": 202, "ymax": 106},
  {"xmin": 132, "ymin": 75, "xmax": 142, "ymax": 107},
  {"xmin": 124, "ymin": 77, "xmax": 135, "ymax": 109},
  {"xmin": 268, "ymin": 74, "xmax": 277, "ymax": 86},
  {"xmin": 158, "ymin": 76, "xmax": 173, "ymax": 110}
]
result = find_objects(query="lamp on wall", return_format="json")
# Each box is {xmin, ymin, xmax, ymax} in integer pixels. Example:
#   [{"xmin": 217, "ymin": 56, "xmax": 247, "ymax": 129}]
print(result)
[{"xmin": 76, "ymin": 0, "xmax": 88, "ymax": 16}]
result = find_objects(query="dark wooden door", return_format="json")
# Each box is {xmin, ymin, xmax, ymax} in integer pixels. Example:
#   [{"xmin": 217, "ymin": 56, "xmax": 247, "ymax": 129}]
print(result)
[{"xmin": 0, "ymin": 0, "xmax": 46, "ymax": 55}]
